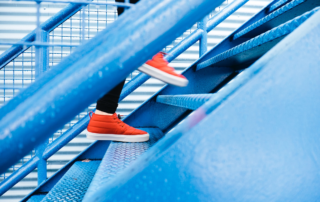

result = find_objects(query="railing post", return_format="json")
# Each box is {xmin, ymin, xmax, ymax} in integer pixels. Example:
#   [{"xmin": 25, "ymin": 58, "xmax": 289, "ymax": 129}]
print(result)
[
  {"xmin": 35, "ymin": 2, "xmax": 49, "ymax": 185},
  {"xmin": 36, "ymin": 140, "xmax": 48, "ymax": 185},
  {"xmin": 35, "ymin": 30, "xmax": 49, "ymax": 78},
  {"xmin": 198, "ymin": 15, "xmax": 208, "ymax": 57}
]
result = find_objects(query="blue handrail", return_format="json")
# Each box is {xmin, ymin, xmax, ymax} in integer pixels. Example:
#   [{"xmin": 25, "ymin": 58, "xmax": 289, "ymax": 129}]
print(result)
[
  {"xmin": 0, "ymin": 0, "xmax": 225, "ymax": 175},
  {"xmin": 0, "ymin": 0, "xmax": 250, "ymax": 195},
  {"xmin": 0, "ymin": 3, "xmax": 86, "ymax": 70}
]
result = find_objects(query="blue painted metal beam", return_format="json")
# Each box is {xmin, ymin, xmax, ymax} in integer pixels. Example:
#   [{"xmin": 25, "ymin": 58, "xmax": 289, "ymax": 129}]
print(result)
[
  {"xmin": 21, "ymin": 141, "xmax": 111, "ymax": 202},
  {"xmin": 197, "ymin": 7, "xmax": 320, "ymax": 70},
  {"xmin": 87, "ymin": 9, "xmax": 320, "ymax": 201},
  {"xmin": 206, "ymin": 0, "xmax": 249, "ymax": 32},
  {"xmin": 156, "ymin": 94, "xmax": 213, "ymax": 110},
  {"xmin": 121, "ymin": 0, "xmax": 250, "ymax": 100},
  {"xmin": 41, "ymin": 161, "xmax": 100, "ymax": 202},
  {"xmin": 35, "ymin": 30, "xmax": 49, "ymax": 79},
  {"xmin": 0, "ymin": 2, "xmax": 88, "ymax": 70},
  {"xmin": 233, "ymin": 0, "xmax": 320, "ymax": 40},
  {"xmin": 83, "ymin": 128, "xmax": 164, "ymax": 201},
  {"xmin": 193, "ymin": 0, "xmax": 284, "ymax": 72},
  {"xmin": 198, "ymin": 16, "xmax": 208, "ymax": 56},
  {"xmin": 0, "ymin": 156, "xmax": 39, "ymax": 196},
  {"xmin": 0, "ymin": 0, "xmax": 225, "ymax": 175},
  {"xmin": 0, "ymin": 0, "xmax": 248, "ymax": 194},
  {"xmin": 0, "ymin": 115, "xmax": 90, "ymax": 195},
  {"xmin": 269, "ymin": 0, "xmax": 292, "ymax": 12},
  {"xmin": 0, "ymin": 10, "xmax": 203, "ymax": 195}
]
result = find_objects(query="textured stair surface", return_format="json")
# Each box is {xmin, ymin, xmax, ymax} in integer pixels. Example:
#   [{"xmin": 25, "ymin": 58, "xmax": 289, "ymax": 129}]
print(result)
[
  {"xmin": 156, "ymin": 94, "xmax": 213, "ymax": 110},
  {"xmin": 0, "ymin": 1, "xmax": 272, "ymax": 201},
  {"xmin": 234, "ymin": 0, "xmax": 320, "ymax": 39},
  {"xmin": 83, "ymin": 128, "xmax": 164, "ymax": 201},
  {"xmin": 81, "ymin": 11, "xmax": 320, "ymax": 200},
  {"xmin": 41, "ymin": 161, "xmax": 100, "ymax": 202},
  {"xmin": 197, "ymin": 7, "xmax": 319, "ymax": 70},
  {"xmin": 269, "ymin": 0, "xmax": 291, "ymax": 11},
  {"xmin": 26, "ymin": 195, "xmax": 46, "ymax": 202}
]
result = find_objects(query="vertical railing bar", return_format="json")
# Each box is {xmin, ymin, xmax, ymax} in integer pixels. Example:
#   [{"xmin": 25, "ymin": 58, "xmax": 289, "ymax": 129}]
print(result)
[
  {"xmin": 125, "ymin": 0, "xmax": 129, "ymax": 11},
  {"xmin": 198, "ymin": 15, "xmax": 208, "ymax": 57},
  {"xmin": 82, "ymin": 5, "xmax": 86, "ymax": 42},
  {"xmin": 35, "ymin": 1, "xmax": 41, "ymax": 78},
  {"xmin": 35, "ymin": 1, "xmax": 49, "ymax": 185}
]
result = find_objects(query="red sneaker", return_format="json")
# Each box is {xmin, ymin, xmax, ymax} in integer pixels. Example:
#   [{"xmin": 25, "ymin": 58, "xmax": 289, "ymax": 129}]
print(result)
[
  {"xmin": 86, "ymin": 113, "xmax": 149, "ymax": 142},
  {"xmin": 138, "ymin": 52, "xmax": 189, "ymax": 87}
]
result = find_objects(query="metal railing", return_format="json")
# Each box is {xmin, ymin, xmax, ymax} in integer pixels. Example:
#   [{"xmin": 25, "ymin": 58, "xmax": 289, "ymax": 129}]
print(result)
[{"xmin": 0, "ymin": 0, "xmax": 250, "ymax": 197}]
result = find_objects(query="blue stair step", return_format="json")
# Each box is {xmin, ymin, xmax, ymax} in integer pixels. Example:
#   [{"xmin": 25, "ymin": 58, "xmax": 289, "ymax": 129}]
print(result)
[
  {"xmin": 156, "ymin": 94, "xmax": 213, "ymax": 110},
  {"xmin": 26, "ymin": 195, "xmax": 46, "ymax": 202},
  {"xmin": 269, "ymin": 0, "xmax": 292, "ymax": 12},
  {"xmin": 83, "ymin": 128, "xmax": 164, "ymax": 201},
  {"xmin": 41, "ymin": 160, "xmax": 100, "ymax": 202},
  {"xmin": 234, "ymin": 0, "xmax": 320, "ymax": 40},
  {"xmin": 197, "ymin": 7, "xmax": 319, "ymax": 71}
]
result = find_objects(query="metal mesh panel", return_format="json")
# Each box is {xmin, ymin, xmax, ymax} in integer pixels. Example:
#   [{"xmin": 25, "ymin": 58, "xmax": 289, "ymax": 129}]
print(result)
[
  {"xmin": 0, "ymin": 0, "xmax": 229, "ymax": 182},
  {"xmin": 0, "ymin": 0, "xmax": 274, "ymax": 201}
]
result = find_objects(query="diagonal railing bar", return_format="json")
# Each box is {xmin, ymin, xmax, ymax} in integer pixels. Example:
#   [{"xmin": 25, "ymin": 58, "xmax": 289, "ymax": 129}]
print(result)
[
  {"xmin": 0, "ymin": 0, "xmax": 249, "ymax": 194},
  {"xmin": 0, "ymin": 0, "xmax": 225, "ymax": 175},
  {"xmin": 16, "ymin": 0, "xmax": 133, "ymax": 6},
  {"xmin": 0, "ymin": 41, "xmax": 79, "ymax": 47},
  {"xmin": 0, "ymin": 3, "xmax": 85, "ymax": 69}
]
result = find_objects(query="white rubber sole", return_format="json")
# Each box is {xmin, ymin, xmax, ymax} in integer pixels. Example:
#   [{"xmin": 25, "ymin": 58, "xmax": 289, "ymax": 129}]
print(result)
[
  {"xmin": 138, "ymin": 63, "xmax": 188, "ymax": 87},
  {"xmin": 86, "ymin": 131, "xmax": 149, "ymax": 142}
]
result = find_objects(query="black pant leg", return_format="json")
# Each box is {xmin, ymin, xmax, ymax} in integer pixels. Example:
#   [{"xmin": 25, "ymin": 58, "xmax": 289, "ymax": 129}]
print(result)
[
  {"xmin": 96, "ymin": 0, "xmax": 139, "ymax": 114},
  {"xmin": 116, "ymin": 0, "xmax": 140, "ymax": 15}
]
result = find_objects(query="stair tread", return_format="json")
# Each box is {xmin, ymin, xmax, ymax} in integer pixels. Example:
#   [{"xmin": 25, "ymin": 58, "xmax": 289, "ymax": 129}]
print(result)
[
  {"xmin": 26, "ymin": 194, "xmax": 46, "ymax": 202},
  {"xmin": 156, "ymin": 94, "xmax": 213, "ymax": 110},
  {"xmin": 40, "ymin": 161, "xmax": 100, "ymax": 202},
  {"xmin": 234, "ymin": 0, "xmax": 319, "ymax": 40},
  {"xmin": 83, "ymin": 128, "xmax": 164, "ymax": 201},
  {"xmin": 197, "ymin": 7, "xmax": 319, "ymax": 70},
  {"xmin": 269, "ymin": 0, "xmax": 292, "ymax": 12}
]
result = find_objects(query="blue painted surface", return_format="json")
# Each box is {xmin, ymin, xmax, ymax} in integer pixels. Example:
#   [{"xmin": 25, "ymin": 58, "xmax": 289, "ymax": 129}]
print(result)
[
  {"xmin": 269, "ymin": 0, "xmax": 292, "ymax": 11},
  {"xmin": 0, "ymin": 0, "xmax": 224, "ymax": 175},
  {"xmin": 0, "ymin": 0, "xmax": 235, "ymax": 192},
  {"xmin": 35, "ymin": 30, "xmax": 48, "ymax": 78},
  {"xmin": 41, "ymin": 161, "xmax": 100, "ymax": 202},
  {"xmin": 197, "ymin": 7, "xmax": 319, "ymax": 70},
  {"xmin": 206, "ymin": 0, "xmax": 249, "ymax": 32},
  {"xmin": 83, "ymin": 128, "xmax": 164, "ymax": 201},
  {"xmin": 26, "ymin": 194, "xmax": 46, "ymax": 202},
  {"xmin": 198, "ymin": 16, "xmax": 208, "ymax": 56},
  {"xmin": 0, "ymin": 157, "xmax": 39, "ymax": 196},
  {"xmin": 156, "ymin": 94, "xmax": 213, "ymax": 110},
  {"xmin": 233, "ymin": 0, "xmax": 319, "ymax": 40},
  {"xmin": 87, "ymin": 9, "xmax": 320, "ymax": 201},
  {"xmin": 35, "ymin": 140, "xmax": 48, "ymax": 185},
  {"xmin": 0, "ymin": 3, "xmax": 85, "ymax": 70},
  {"xmin": 21, "ymin": 141, "xmax": 110, "ymax": 201}
]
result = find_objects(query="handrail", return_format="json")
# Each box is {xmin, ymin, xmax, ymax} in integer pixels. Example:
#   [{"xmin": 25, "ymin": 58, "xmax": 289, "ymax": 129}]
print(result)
[
  {"xmin": 0, "ymin": 0, "xmax": 225, "ymax": 175},
  {"xmin": 0, "ymin": 0, "xmax": 249, "ymax": 195},
  {"xmin": 0, "ymin": 2, "xmax": 89, "ymax": 70}
]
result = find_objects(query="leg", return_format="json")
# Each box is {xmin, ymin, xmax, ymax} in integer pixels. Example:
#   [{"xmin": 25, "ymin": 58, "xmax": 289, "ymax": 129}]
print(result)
[{"xmin": 96, "ymin": 0, "xmax": 139, "ymax": 115}]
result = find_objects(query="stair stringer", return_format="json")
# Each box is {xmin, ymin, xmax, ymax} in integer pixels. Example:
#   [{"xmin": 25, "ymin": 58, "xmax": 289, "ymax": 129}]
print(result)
[
  {"xmin": 124, "ymin": 65, "xmax": 235, "ymax": 133},
  {"xmin": 88, "ymin": 10, "xmax": 320, "ymax": 202}
]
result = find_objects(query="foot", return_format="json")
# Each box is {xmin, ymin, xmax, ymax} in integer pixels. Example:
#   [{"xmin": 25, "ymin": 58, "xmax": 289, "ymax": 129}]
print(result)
[
  {"xmin": 86, "ymin": 112, "xmax": 149, "ymax": 142},
  {"xmin": 138, "ymin": 52, "xmax": 189, "ymax": 87}
]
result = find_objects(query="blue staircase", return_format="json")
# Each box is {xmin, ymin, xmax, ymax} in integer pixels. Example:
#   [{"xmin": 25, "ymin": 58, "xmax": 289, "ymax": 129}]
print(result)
[{"xmin": 1, "ymin": 0, "xmax": 320, "ymax": 201}]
